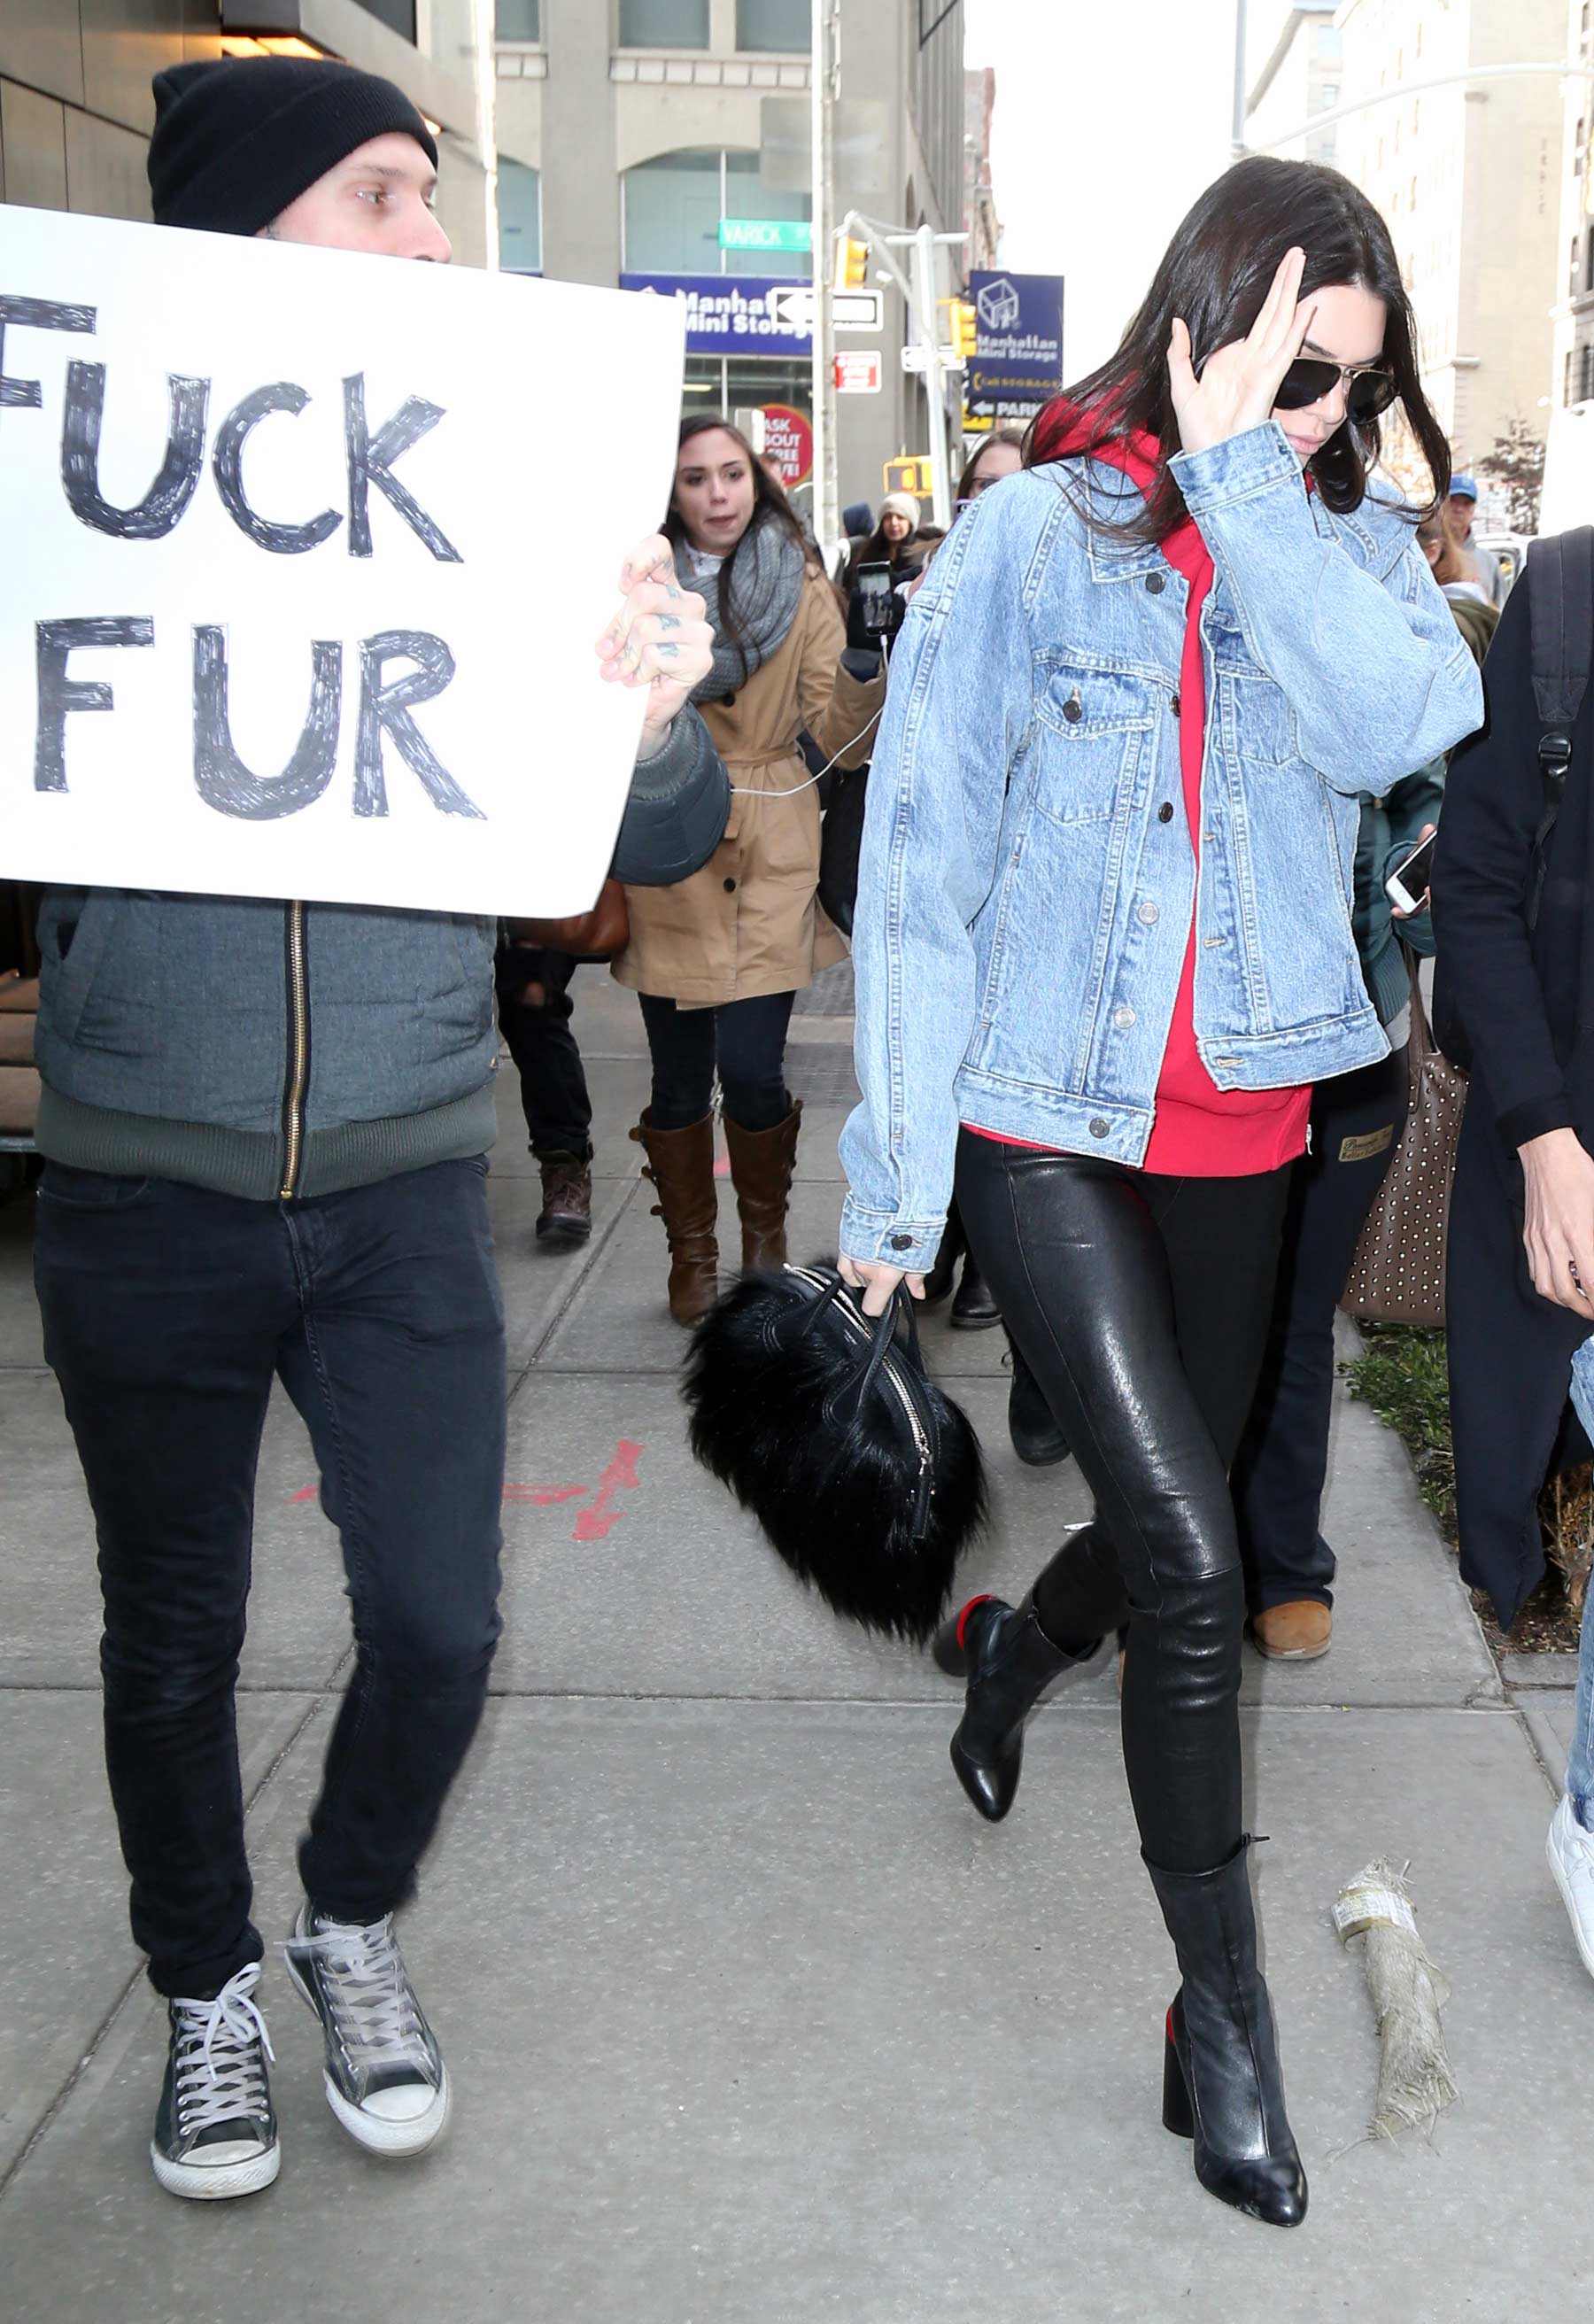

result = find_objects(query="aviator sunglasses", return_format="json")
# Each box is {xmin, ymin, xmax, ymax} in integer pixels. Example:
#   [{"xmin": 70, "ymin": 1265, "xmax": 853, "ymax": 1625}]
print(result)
[{"xmin": 1273, "ymin": 353, "xmax": 1397, "ymax": 423}]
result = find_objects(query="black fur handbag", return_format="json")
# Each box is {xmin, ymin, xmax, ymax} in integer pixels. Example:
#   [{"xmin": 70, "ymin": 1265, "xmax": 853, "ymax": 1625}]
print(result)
[{"xmin": 682, "ymin": 1264, "xmax": 987, "ymax": 1643}]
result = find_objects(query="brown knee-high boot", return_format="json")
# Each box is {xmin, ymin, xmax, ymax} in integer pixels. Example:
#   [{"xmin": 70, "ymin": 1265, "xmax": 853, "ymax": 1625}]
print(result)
[
  {"xmin": 630, "ymin": 1110, "xmax": 719, "ymax": 1326},
  {"xmin": 723, "ymin": 1101, "xmax": 801, "ymax": 1273}
]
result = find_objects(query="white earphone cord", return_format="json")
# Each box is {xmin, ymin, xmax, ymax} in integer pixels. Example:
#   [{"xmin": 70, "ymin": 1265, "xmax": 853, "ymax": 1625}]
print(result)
[{"xmin": 727, "ymin": 629, "xmax": 890, "ymax": 798}]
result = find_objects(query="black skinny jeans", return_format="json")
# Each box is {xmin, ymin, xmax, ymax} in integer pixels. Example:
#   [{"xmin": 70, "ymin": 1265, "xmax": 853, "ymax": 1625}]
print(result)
[
  {"xmin": 1231, "ymin": 1044, "xmax": 1410, "ymax": 1611},
  {"xmin": 956, "ymin": 1135, "xmax": 1290, "ymax": 1874},
  {"xmin": 34, "ymin": 1158, "xmax": 506, "ymax": 2001},
  {"xmin": 495, "ymin": 942, "xmax": 593, "ymax": 1159},
  {"xmin": 638, "ymin": 988, "xmax": 795, "ymax": 1132}
]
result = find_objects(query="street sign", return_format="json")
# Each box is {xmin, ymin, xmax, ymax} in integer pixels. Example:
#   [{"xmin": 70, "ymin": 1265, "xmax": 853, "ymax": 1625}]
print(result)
[
  {"xmin": 884, "ymin": 457, "xmax": 932, "ymax": 497},
  {"xmin": 761, "ymin": 403, "xmax": 814, "ymax": 488},
  {"xmin": 718, "ymin": 219, "xmax": 811, "ymax": 254},
  {"xmin": 834, "ymin": 350, "xmax": 882, "ymax": 394},
  {"xmin": 963, "ymin": 267, "xmax": 1065, "ymax": 430},
  {"xmin": 770, "ymin": 285, "xmax": 883, "ymax": 332}
]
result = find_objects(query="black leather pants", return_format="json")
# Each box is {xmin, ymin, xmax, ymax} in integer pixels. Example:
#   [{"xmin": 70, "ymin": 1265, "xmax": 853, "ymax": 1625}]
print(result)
[{"xmin": 955, "ymin": 1134, "xmax": 1290, "ymax": 1872}]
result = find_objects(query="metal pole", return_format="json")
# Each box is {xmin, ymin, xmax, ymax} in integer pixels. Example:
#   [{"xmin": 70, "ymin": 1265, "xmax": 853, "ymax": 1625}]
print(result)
[
  {"xmin": 810, "ymin": 0, "xmax": 840, "ymax": 564},
  {"xmin": 1232, "ymin": 0, "xmax": 1249, "ymax": 160},
  {"xmin": 912, "ymin": 221, "xmax": 953, "ymax": 529},
  {"xmin": 475, "ymin": 0, "xmax": 499, "ymax": 271}
]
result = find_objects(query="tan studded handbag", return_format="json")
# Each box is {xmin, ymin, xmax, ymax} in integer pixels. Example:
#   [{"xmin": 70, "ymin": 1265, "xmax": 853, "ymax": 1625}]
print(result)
[{"xmin": 1340, "ymin": 948, "xmax": 1468, "ymax": 1329}]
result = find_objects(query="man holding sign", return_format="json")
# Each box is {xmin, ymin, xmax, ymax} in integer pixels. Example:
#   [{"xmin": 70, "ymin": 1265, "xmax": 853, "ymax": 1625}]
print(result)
[{"xmin": 23, "ymin": 57, "xmax": 723, "ymax": 2203}]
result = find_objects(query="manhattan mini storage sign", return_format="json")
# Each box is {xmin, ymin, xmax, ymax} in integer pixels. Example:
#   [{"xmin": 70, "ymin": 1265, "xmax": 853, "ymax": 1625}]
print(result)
[
  {"xmin": 964, "ymin": 268, "xmax": 1065, "ymax": 430},
  {"xmin": 0, "ymin": 205, "xmax": 686, "ymax": 917}
]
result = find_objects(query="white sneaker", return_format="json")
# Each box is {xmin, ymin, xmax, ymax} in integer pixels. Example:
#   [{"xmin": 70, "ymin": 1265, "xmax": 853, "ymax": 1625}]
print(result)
[
  {"xmin": 151, "ymin": 1963, "xmax": 280, "ymax": 2200},
  {"xmin": 1546, "ymin": 1793, "xmax": 1594, "ymax": 1981},
  {"xmin": 282, "ymin": 1904, "xmax": 451, "ymax": 2157}
]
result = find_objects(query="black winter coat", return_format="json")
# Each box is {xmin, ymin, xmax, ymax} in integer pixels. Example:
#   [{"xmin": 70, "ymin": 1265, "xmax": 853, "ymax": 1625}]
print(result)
[{"xmin": 1431, "ymin": 570, "xmax": 1594, "ymax": 1626}]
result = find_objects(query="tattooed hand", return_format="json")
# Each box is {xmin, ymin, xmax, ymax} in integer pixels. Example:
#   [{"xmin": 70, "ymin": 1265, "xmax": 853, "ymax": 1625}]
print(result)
[{"xmin": 595, "ymin": 534, "xmax": 715, "ymax": 751}]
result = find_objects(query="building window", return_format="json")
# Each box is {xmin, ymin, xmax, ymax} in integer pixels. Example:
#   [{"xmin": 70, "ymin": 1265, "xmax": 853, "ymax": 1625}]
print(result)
[
  {"xmin": 618, "ymin": 0, "xmax": 710, "ymax": 46},
  {"xmin": 1569, "ymin": 351, "xmax": 1577, "ymax": 407},
  {"xmin": 496, "ymin": 0, "xmax": 540, "ymax": 36},
  {"xmin": 736, "ymin": 0, "xmax": 809, "ymax": 50},
  {"xmin": 1586, "ymin": 234, "xmax": 1594, "ymax": 292},
  {"xmin": 1578, "ymin": 118, "xmax": 1587, "ymax": 174},
  {"xmin": 351, "ymin": 0, "xmax": 416, "ymax": 35},
  {"xmin": 1574, "ymin": 236, "xmax": 1583, "ymax": 294},
  {"xmin": 622, "ymin": 147, "xmax": 810, "ymax": 276},
  {"xmin": 499, "ymin": 159, "xmax": 541, "ymax": 271}
]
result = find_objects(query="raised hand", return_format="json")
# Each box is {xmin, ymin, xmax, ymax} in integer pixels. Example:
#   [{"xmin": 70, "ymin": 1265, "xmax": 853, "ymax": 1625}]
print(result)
[
  {"xmin": 595, "ymin": 535, "xmax": 716, "ymax": 751},
  {"xmin": 1167, "ymin": 246, "xmax": 1313, "ymax": 456}
]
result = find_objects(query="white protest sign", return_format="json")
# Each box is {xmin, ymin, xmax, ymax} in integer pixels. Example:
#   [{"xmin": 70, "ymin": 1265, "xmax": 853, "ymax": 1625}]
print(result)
[{"xmin": 0, "ymin": 205, "xmax": 687, "ymax": 916}]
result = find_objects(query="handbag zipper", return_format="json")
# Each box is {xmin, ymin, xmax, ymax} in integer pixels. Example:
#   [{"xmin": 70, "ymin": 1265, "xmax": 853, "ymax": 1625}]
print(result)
[
  {"xmin": 280, "ymin": 900, "xmax": 309, "ymax": 1200},
  {"xmin": 791, "ymin": 1268, "xmax": 936, "ymax": 1532}
]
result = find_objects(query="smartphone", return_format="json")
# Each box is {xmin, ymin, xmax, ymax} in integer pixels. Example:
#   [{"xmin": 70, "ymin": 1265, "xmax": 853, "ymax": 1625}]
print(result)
[
  {"xmin": 855, "ymin": 560, "xmax": 896, "ymax": 636},
  {"xmin": 1385, "ymin": 830, "xmax": 1436, "ymax": 915}
]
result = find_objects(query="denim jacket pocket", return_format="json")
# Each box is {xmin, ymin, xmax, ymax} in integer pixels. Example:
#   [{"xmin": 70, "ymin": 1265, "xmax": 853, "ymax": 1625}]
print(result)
[
  {"xmin": 1211, "ymin": 657, "xmax": 1296, "ymax": 769},
  {"xmin": 1032, "ymin": 657, "xmax": 1156, "ymax": 825}
]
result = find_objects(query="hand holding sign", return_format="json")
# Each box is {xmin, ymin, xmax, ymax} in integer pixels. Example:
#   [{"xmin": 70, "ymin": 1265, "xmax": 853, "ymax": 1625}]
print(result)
[{"xmin": 596, "ymin": 535, "xmax": 713, "ymax": 750}]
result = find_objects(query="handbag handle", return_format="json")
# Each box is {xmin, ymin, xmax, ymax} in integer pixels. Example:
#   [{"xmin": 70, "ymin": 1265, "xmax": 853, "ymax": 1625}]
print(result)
[
  {"xmin": 1403, "ymin": 941, "xmax": 1434, "ymax": 1071},
  {"xmin": 801, "ymin": 1269, "xmax": 925, "ymax": 1414}
]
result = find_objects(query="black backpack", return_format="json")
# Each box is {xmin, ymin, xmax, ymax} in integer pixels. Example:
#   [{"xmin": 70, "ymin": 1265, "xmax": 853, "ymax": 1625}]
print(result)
[{"xmin": 1433, "ymin": 526, "xmax": 1594, "ymax": 1073}]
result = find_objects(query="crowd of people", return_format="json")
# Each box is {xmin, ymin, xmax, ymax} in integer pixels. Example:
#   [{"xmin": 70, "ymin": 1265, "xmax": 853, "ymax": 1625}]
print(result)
[{"xmin": 19, "ymin": 50, "xmax": 1594, "ymax": 2235}]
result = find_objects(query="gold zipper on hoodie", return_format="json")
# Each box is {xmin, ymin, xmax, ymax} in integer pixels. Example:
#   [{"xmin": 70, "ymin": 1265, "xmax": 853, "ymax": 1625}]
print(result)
[{"xmin": 281, "ymin": 901, "xmax": 308, "ymax": 1199}]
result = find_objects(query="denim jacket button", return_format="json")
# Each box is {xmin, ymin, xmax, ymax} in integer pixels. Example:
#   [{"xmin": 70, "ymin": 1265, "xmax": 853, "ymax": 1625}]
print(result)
[
  {"xmin": 1113, "ymin": 1004, "xmax": 1136, "ymax": 1031},
  {"xmin": 1088, "ymin": 1118, "xmax": 1110, "ymax": 1138},
  {"xmin": 1138, "ymin": 899, "xmax": 1160, "ymax": 925},
  {"xmin": 1157, "ymin": 802, "xmax": 1174, "ymax": 824},
  {"xmin": 1063, "ymin": 692, "xmax": 1083, "ymax": 723},
  {"xmin": 1145, "ymin": 571, "xmax": 1166, "ymax": 594},
  {"xmin": 1169, "ymin": 693, "xmax": 1180, "ymax": 716},
  {"xmin": 890, "ymin": 1234, "xmax": 913, "ymax": 1251}
]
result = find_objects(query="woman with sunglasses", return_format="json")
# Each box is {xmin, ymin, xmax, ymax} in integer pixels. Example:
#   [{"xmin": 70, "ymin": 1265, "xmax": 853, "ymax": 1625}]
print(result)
[{"xmin": 837, "ymin": 158, "xmax": 1481, "ymax": 2227}]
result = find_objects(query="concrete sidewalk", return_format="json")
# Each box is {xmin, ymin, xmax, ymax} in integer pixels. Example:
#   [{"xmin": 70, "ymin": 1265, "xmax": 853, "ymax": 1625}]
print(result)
[{"xmin": 0, "ymin": 965, "xmax": 1587, "ymax": 2323}]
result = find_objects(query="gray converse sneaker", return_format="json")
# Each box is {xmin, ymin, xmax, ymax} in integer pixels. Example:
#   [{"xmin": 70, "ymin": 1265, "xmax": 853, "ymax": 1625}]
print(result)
[
  {"xmin": 151, "ymin": 1962, "xmax": 280, "ymax": 2201},
  {"xmin": 282, "ymin": 1905, "xmax": 451, "ymax": 2157}
]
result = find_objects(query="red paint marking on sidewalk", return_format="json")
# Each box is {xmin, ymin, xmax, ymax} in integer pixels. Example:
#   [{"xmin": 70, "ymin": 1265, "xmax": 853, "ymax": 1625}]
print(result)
[
  {"xmin": 290, "ymin": 1440, "xmax": 646, "ymax": 1542},
  {"xmin": 572, "ymin": 1439, "xmax": 644, "ymax": 1542}
]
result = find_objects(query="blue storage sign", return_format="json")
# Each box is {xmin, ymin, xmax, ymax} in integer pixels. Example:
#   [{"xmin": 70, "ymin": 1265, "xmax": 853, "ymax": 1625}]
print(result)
[
  {"xmin": 619, "ymin": 273, "xmax": 813, "ymax": 357},
  {"xmin": 965, "ymin": 269, "xmax": 1064, "ymax": 423}
]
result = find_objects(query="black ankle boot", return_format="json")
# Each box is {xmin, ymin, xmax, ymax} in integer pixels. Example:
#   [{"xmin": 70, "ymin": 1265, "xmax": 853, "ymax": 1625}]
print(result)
[
  {"xmin": 949, "ymin": 1253, "xmax": 1001, "ymax": 1330},
  {"xmin": 1007, "ymin": 1337, "xmax": 1070, "ymax": 1467},
  {"xmin": 1146, "ymin": 1840, "xmax": 1308, "ymax": 2229},
  {"xmin": 923, "ymin": 1212, "xmax": 965, "ymax": 1305},
  {"xmin": 948, "ymin": 1593, "xmax": 1092, "ymax": 1821}
]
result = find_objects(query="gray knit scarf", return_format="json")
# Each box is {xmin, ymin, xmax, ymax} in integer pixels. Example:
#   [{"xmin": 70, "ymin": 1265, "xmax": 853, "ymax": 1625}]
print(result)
[{"xmin": 688, "ymin": 514, "xmax": 806, "ymax": 704}]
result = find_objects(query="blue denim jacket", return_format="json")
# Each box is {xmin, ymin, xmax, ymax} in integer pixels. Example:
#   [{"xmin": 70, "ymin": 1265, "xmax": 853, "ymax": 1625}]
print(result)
[{"xmin": 838, "ymin": 422, "xmax": 1484, "ymax": 1270}]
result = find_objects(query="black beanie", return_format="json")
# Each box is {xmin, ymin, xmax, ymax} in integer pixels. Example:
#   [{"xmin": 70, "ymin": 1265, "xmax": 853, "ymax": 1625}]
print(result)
[{"xmin": 148, "ymin": 57, "xmax": 439, "ymax": 237}]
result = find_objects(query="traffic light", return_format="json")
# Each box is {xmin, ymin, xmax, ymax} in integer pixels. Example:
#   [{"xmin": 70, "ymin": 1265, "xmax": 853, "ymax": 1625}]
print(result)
[
  {"xmin": 834, "ymin": 233, "xmax": 869, "ymax": 292},
  {"xmin": 952, "ymin": 298, "xmax": 978, "ymax": 361}
]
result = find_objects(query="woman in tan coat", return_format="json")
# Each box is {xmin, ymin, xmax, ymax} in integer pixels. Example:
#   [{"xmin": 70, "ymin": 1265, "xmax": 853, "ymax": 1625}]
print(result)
[{"xmin": 614, "ymin": 416, "xmax": 882, "ymax": 1323}]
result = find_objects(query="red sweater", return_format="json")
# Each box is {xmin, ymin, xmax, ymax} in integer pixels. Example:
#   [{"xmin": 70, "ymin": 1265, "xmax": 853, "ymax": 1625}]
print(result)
[{"xmin": 968, "ymin": 423, "xmax": 1310, "ymax": 1178}]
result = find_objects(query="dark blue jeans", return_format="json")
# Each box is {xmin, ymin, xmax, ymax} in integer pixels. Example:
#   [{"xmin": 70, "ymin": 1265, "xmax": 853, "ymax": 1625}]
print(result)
[{"xmin": 34, "ymin": 1157, "xmax": 506, "ymax": 2000}]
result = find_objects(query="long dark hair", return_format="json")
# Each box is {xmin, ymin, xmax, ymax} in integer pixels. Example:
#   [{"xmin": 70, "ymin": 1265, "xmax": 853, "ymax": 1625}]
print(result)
[
  {"xmin": 847, "ymin": 514, "xmax": 922, "ymax": 577},
  {"xmin": 665, "ymin": 414, "xmax": 816, "ymax": 671},
  {"xmin": 1024, "ymin": 157, "xmax": 1450, "ymax": 538}
]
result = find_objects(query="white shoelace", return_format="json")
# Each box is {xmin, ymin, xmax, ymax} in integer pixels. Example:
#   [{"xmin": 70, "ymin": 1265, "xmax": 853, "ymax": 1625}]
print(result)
[
  {"xmin": 287, "ymin": 1914, "xmax": 431, "ymax": 2076},
  {"xmin": 170, "ymin": 1962, "xmax": 274, "ymax": 2134}
]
